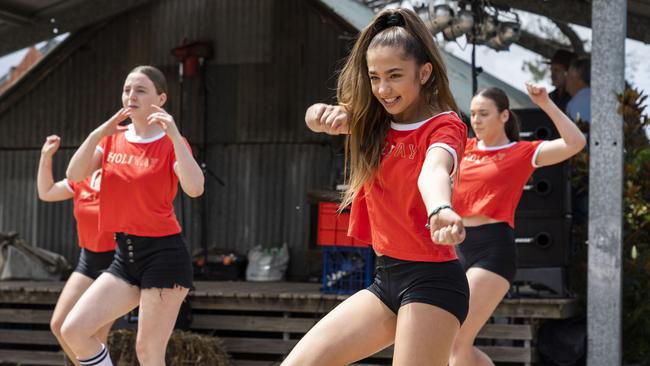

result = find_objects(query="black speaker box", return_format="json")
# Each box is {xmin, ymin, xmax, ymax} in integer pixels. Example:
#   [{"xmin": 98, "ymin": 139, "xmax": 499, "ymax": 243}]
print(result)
[
  {"xmin": 513, "ymin": 108, "xmax": 572, "ymax": 216},
  {"xmin": 514, "ymin": 108, "xmax": 561, "ymax": 141},
  {"xmin": 514, "ymin": 216, "xmax": 572, "ymax": 268},
  {"xmin": 517, "ymin": 162, "xmax": 571, "ymax": 217}
]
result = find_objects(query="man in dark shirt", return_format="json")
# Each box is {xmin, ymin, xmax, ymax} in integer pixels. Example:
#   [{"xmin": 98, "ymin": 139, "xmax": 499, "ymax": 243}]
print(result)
[{"xmin": 545, "ymin": 49, "xmax": 576, "ymax": 113}]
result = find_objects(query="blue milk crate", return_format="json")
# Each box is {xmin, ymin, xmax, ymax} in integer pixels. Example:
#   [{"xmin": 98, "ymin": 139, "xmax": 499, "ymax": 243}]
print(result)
[{"xmin": 321, "ymin": 246, "xmax": 375, "ymax": 294}]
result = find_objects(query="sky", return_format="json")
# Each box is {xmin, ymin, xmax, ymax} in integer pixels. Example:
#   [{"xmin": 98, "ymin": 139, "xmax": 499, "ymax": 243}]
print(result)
[{"xmin": 0, "ymin": 10, "xmax": 648, "ymax": 97}]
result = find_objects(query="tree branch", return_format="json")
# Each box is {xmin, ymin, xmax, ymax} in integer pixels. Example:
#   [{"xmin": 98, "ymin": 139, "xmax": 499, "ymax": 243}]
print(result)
[
  {"xmin": 552, "ymin": 20, "xmax": 586, "ymax": 55},
  {"xmin": 514, "ymin": 29, "xmax": 571, "ymax": 60}
]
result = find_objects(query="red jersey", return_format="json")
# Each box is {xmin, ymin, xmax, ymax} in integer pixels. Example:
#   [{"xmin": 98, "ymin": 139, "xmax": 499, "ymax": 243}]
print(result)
[
  {"xmin": 64, "ymin": 170, "xmax": 115, "ymax": 252},
  {"xmin": 348, "ymin": 112, "xmax": 467, "ymax": 262},
  {"xmin": 452, "ymin": 138, "xmax": 546, "ymax": 228},
  {"xmin": 97, "ymin": 124, "xmax": 190, "ymax": 237}
]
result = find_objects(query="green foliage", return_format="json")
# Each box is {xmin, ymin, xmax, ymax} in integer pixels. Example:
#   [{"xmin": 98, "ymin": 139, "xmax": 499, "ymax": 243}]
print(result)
[
  {"xmin": 570, "ymin": 86, "xmax": 650, "ymax": 364},
  {"xmin": 521, "ymin": 59, "xmax": 548, "ymax": 83},
  {"xmin": 619, "ymin": 88, "xmax": 650, "ymax": 364}
]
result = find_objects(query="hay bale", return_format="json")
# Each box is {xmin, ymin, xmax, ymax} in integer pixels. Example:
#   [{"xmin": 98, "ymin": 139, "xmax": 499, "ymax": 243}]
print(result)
[{"xmin": 108, "ymin": 329, "xmax": 230, "ymax": 366}]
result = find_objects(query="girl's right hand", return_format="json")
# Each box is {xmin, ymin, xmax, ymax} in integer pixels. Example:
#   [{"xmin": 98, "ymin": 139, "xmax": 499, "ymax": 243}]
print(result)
[
  {"xmin": 41, "ymin": 135, "xmax": 61, "ymax": 156},
  {"xmin": 95, "ymin": 108, "xmax": 132, "ymax": 137},
  {"xmin": 429, "ymin": 208, "xmax": 466, "ymax": 245},
  {"xmin": 305, "ymin": 104, "xmax": 349, "ymax": 135}
]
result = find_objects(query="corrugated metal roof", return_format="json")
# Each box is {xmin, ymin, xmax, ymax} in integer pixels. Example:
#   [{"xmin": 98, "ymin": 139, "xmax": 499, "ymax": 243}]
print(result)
[{"xmin": 0, "ymin": 0, "xmax": 156, "ymax": 56}]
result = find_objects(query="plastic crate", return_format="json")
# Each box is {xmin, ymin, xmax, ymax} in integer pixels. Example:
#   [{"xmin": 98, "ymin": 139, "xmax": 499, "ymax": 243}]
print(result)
[
  {"xmin": 321, "ymin": 246, "xmax": 375, "ymax": 294},
  {"xmin": 316, "ymin": 202, "xmax": 370, "ymax": 247}
]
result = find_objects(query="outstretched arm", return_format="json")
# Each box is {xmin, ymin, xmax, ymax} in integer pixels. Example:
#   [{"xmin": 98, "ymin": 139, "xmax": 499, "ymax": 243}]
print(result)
[
  {"xmin": 305, "ymin": 103, "xmax": 350, "ymax": 135},
  {"xmin": 418, "ymin": 148, "xmax": 465, "ymax": 245},
  {"xmin": 525, "ymin": 82, "xmax": 587, "ymax": 167}
]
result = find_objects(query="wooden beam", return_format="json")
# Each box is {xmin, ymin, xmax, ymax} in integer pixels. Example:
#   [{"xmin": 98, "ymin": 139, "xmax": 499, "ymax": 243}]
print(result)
[
  {"xmin": 478, "ymin": 345, "xmax": 536, "ymax": 363},
  {"xmin": 191, "ymin": 314, "xmax": 320, "ymax": 333},
  {"xmin": 0, "ymin": 350, "xmax": 66, "ymax": 366},
  {"xmin": 0, "ymin": 329, "xmax": 59, "ymax": 345},
  {"xmin": 0, "ymin": 308, "xmax": 52, "ymax": 324},
  {"xmin": 192, "ymin": 314, "xmax": 534, "ymax": 340},
  {"xmin": 478, "ymin": 323, "xmax": 535, "ymax": 341},
  {"xmin": 190, "ymin": 296, "xmax": 342, "ymax": 313}
]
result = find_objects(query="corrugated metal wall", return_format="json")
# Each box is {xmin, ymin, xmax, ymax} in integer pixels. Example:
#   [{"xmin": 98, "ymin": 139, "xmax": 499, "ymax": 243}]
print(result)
[{"xmin": 0, "ymin": 0, "xmax": 354, "ymax": 278}]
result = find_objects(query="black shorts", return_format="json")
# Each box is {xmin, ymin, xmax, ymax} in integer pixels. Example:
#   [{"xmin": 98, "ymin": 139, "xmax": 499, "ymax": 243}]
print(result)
[
  {"xmin": 74, "ymin": 248, "xmax": 115, "ymax": 280},
  {"xmin": 106, "ymin": 233, "xmax": 193, "ymax": 290},
  {"xmin": 456, "ymin": 222, "xmax": 517, "ymax": 283},
  {"xmin": 367, "ymin": 255, "xmax": 469, "ymax": 325}
]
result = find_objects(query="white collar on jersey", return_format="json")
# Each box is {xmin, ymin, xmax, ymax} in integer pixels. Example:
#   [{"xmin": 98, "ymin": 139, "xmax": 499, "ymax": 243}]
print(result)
[
  {"xmin": 477, "ymin": 140, "xmax": 517, "ymax": 151},
  {"xmin": 390, "ymin": 111, "xmax": 455, "ymax": 131},
  {"xmin": 124, "ymin": 123, "xmax": 166, "ymax": 143}
]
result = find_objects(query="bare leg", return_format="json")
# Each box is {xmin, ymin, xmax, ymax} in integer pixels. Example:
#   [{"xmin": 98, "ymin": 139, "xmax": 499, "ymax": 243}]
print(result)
[
  {"xmin": 392, "ymin": 302, "xmax": 460, "ymax": 366},
  {"xmin": 61, "ymin": 273, "xmax": 140, "ymax": 359},
  {"xmin": 50, "ymin": 272, "xmax": 94, "ymax": 366},
  {"xmin": 282, "ymin": 290, "xmax": 397, "ymax": 366},
  {"xmin": 135, "ymin": 286, "xmax": 190, "ymax": 366},
  {"xmin": 449, "ymin": 267, "xmax": 510, "ymax": 366}
]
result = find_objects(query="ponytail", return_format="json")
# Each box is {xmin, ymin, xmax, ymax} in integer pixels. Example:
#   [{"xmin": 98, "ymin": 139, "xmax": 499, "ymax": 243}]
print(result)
[{"xmin": 476, "ymin": 87, "xmax": 520, "ymax": 141}]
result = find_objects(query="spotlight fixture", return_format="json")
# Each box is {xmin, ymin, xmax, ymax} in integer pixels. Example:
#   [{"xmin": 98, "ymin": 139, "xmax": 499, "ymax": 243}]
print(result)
[
  {"xmin": 426, "ymin": 4, "xmax": 455, "ymax": 34},
  {"xmin": 466, "ymin": 14, "xmax": 497, "ymax": 44},
  {"xmin": 485, "ymin": 20, "xmax": 521, "ymax": 51},
  {"xmin": 442, "ymin": 8, "xmax": 474, "ymax": 41},
  {"xmin": 417, "ymin": 0, "xmax": 522, "ymax": 51}
]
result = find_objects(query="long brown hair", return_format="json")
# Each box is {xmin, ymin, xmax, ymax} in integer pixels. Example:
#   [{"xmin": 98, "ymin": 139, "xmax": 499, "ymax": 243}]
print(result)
[
  {"xmin": 338, "ymin": 8, "xmax": 459, "ymax": 208},
  {"xmin": 475, "ymin": 87, "xmax": 520, "ymax": 141}
]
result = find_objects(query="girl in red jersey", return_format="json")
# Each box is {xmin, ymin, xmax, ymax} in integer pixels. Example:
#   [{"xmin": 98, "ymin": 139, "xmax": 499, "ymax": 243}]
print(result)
[
  {"xmin": 448, "ymin": 84, "xmax": 585, "ymax": 366},
  {"xmin": 306, "ymin": 83, "xmax": 586, "ymax": 365},
  {"xmin": 37, "ymin": 135, "xmax": 116, "ymax": 366},
  {"xmin": 60, "ymin": 65, "xmax": 204, "ymax": 366},
  {"xmin": 284, "ymin": 9, "xmax": 469, "ymax": 366}
]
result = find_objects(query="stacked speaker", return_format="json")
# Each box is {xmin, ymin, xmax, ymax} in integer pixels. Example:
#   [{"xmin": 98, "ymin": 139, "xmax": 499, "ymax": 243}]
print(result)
[{"xmin": 511, "ymin": 108, "xmax": 572, "ymax": 297}]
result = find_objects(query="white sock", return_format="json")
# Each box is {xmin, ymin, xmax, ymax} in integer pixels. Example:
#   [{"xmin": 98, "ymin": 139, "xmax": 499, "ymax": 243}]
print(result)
[{"xmin": 78, "ymin": 343, "xmax": 113, "ymax": 366}]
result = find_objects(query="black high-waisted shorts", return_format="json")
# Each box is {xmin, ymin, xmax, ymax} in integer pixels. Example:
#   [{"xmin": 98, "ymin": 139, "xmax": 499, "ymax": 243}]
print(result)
[{"xmin": 106, "ymin": 233, "xmax": 193, "ymax": 289}]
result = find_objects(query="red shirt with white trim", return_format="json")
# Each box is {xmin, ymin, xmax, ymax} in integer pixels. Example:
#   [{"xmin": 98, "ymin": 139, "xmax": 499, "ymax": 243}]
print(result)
[
  {"xmin": 348, "ymin": 112, "xmax": 467, "ymax": 262},
  {"xmin": 64, "ymin": 170, "xmax": 115, "ymax": 252},
  {"xmin": 97, "ymin": 124, "xmax": 190, "ymax": 237},
  {"xmin": 452, "ymin": 138, "xmax": 546, "ymax": 228}
]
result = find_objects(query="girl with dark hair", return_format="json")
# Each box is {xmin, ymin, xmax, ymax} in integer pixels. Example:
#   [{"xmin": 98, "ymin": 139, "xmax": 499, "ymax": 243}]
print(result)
[
  {"xmin": 37, "ymin": 135, "xmax": 115, "ymax": 366},
  {"xmin": 61, "ymin": 65, "xmax": 204, "ymax": 366},
  {"xmin": 449, "ymin": 83, "xmax": 585, "ymax": 366},
  {"xmin": 286, "ymin": 8, "xmax": 470, "ymax": 366}
]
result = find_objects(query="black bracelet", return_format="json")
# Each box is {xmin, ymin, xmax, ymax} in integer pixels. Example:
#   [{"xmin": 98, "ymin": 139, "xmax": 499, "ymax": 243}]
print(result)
[{"xmin": 424, "ymin": 204, "xmax": 452, "ymax": 229}]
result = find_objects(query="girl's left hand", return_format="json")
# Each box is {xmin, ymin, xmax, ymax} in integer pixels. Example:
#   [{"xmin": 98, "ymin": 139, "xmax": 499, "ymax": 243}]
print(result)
[
  {"xmin": 429, "ymin": 208, "xmax": 466, "ymax": 245},
  {"xmin": 525, "ymin": 82, "xmax": 550, "ymax": 106},
  {"xmin": 147, "ymin": 105, "xmax": 181, "ymax": 139}
]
